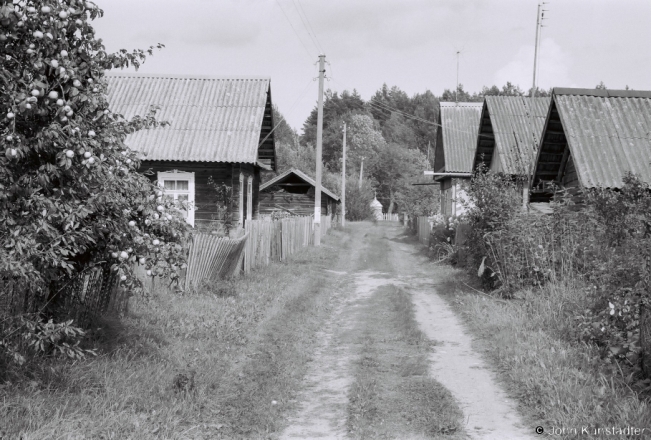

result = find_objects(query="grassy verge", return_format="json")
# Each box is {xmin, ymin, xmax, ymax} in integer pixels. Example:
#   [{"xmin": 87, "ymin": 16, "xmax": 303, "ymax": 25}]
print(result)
[
  {"xmin": 0, "ymin": 230, "xmax": 348, "ymax": 440},
  {"xmin": 346, "ymin": 283, "xmax": 464, "ymax": 440},
  {"xmin": 434, "ymin": 265, "xmax": 651, "ymax": 439}
]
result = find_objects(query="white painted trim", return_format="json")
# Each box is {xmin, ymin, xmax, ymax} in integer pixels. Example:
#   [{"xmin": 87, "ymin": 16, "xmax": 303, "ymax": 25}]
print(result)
[
  {"xmin": 247, "ymin": 175, "xmax": 253, "ymax": 221},
  {"xmin": 158, "ymin": 171, "xmax": 195, "ymax": 227},
  {"xmin": 238, "ymin": 172, "xmax": 244, "ymax": 226}
]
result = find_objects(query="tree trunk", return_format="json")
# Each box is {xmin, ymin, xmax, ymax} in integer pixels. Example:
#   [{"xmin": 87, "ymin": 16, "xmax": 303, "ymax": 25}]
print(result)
[{"xmin": 387, "ymin": 188, "xmax": 395, "ymax": 215}]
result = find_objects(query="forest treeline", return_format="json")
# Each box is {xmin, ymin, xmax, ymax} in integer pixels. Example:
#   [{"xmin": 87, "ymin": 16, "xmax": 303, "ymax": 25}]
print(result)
[{"xmin": 269, "ymin": 82, "xmax": 553, "ymax": 219}]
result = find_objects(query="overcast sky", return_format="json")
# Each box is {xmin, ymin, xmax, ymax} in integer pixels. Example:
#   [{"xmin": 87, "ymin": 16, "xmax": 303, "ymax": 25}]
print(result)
[{"xmin": 94, "ymin": 0, "xmax": 651, "ymax": 132}]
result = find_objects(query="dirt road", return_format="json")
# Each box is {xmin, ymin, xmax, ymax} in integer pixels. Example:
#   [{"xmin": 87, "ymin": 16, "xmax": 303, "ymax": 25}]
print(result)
[{"xmin": 279, "ymin": 222, "xmax": 533, "ymax": 440}]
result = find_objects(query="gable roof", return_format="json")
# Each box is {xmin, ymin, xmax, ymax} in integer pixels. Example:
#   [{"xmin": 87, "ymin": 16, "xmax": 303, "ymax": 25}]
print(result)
[
  {"xmin": 260, "ymin": 168, "xmax": 340, "ymax": 201},
  {"xmin": 434, "ymin": 102, "xmax": 483, "ymax": 174},
  {"xmin": 533, "ymin": 88, "xmax": 651, "ymax": 190},
  {"xmin": 106, "ymin": 73, "xmax": 275, "ymax": 169},
  {"xmin": 474, "ymin": 96, "xmax": 551, "ymax": 175}
]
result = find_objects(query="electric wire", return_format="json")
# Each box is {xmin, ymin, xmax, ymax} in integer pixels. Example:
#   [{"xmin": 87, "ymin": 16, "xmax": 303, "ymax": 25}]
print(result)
[
  {"xmin": 331, "ymin": 77, "xmax": 498, "ymax": 140},
  {"xmin": 258, "ymin": 78, "xmax": 315, "ymax": 148},
  {"xmin": 291, "ymin": 0, "xmax": 323, "ymax": 54},
  {"xmin": 294, "ymin": 0, "xmax": 324, "ymax": 53},
  {"xmin": 274, "ymin": 0, "xmax": 316, "ymax": 64}
]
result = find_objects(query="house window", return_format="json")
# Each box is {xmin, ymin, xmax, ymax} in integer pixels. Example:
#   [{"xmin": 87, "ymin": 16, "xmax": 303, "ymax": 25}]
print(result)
[
  {"xmin": 238, "ymin": 173, "xmax": 244, "ymax": 226},
  {"xmin": 247, "ymin": 175, "xmax": 253, "ymax": 222},
  {"xmin": 158, "ymin": 171, "xmax": 195, "ymax": 227}
]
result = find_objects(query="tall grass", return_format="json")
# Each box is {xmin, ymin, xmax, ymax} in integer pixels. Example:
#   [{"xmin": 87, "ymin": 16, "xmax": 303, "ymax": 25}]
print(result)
[
  {"xmin": 442, "ymin": 272, "xmax": 651, "ymax": 439},
  {"xmin": 0, "ymin": 230, "xmax": 347, "ymax": 439}
]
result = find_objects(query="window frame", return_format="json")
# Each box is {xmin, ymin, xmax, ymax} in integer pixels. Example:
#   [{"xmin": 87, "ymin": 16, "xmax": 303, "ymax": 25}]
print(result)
[{"xmin": 158, "ymin": 170, "xmax": 196, "ymax": 227}]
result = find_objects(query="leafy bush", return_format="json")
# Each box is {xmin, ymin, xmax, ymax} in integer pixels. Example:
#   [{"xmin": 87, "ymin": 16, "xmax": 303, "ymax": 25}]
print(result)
[
  {"xmin": 462, "ymin": 163, "xmax": 524, "ymax": 270},
  {"xmin": 0, "ymin": 0, "xmax": 190, "ymax": 364},
  {"xmin": 466, "ymin": 169, "xmax": 651, "ymax": 376}
]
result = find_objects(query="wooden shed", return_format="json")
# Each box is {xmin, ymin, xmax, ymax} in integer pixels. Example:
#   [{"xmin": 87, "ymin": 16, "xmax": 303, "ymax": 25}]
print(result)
[
  {"xmin": 531, "ymin": 88, "xmax": 651, "ymax": 203},
  {"xmin": 259, "ymin": 168, "xmax": 339, "ymax": 217},
  {"xmin": 432, "ymin": 102, "xmax": 482, "ymax": 217},
  {"xmin": 106, "ymin": 73, "xmax": 276, "ymax": 229}
]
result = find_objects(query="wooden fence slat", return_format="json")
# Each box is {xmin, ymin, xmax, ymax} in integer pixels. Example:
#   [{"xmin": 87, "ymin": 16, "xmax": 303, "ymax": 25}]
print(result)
[{"xmin": 185, "ymin": 215, "xmax": 333, "ymax": 286}]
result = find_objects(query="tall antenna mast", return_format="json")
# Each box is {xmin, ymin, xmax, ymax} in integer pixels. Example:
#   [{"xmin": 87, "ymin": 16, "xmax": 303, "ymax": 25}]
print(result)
[{"xmin": 532, "ymin": 3, "xmax": 548, "ymax": 97}]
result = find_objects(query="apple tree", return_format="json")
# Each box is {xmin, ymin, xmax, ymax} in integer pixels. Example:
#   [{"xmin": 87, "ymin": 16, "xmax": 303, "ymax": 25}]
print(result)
[{"xmin": 0, "ymin": 0, "xmax": 190, "ymax": 324}]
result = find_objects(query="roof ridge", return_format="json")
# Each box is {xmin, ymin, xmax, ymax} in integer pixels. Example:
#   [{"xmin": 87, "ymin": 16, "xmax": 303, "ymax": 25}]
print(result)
[
  {"xmin": 553, "ymin": 87, "xmax": 651, "ymax": 99},
  {"xmin": 105, "ymin": 72, "xmax": 271, "ymax": 81}
]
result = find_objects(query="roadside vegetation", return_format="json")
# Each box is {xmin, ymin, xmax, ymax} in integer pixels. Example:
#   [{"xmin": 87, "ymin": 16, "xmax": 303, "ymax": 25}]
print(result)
[
  {"xmin": 437, "ymin": 269, "xmax": 651, "ymax": 438},
  {"xmin": 0, "ymin": 230, "xmax": 347, "ymax": 439},
  {"xmin": 1, "ymin": 0, "xmax": 189, "ymax": 375},
  {"xmin": 426, "ymin": 168, "xmax": 651, "ymax": 438}
]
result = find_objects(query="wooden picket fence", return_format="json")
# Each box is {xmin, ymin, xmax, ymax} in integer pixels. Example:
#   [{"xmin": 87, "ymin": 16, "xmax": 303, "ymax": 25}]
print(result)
[
  {"xmin": 416, "ymin": 216, "xmax": 432, "ymax": 245},
  {"xmin": 184, "ymin": 233, "xmax": 249, "ymax": 290},
  {"xmin": 183, "ymin": 215, "xmax": 333, "ymax": 288},
  {"xmin": 379, "ymin": 213, "xmax": 399, "ymax": 221},
  {"xmin": 243, "ymin": 215, "xmax": 332, "ymax": 274}
]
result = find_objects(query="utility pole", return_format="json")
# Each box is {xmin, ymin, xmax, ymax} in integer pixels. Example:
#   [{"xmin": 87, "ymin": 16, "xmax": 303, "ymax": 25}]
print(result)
[
  {"xmin": 532, "ymin": 3, "xmax": 547, "ymax": 97},
  {"xmin": 341, "ymin": 122, "xmax": 346, "ymax": 228},
  {"xmin": 359, "ymin": 157, "xmax": 364, "ymax": 189},
  {"xmin": 456, "ymin": 50, "xmax": 460, "ymax": 104},
  {"xmin": 314, "ymin": 54, "xmax": 325, "ymax": 246}
]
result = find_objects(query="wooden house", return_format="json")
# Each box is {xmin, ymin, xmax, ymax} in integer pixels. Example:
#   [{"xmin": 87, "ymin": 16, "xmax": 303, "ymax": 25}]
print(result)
[
  {"xmin": 473, "ymin": 96, "xmax": 550, "ymax": 176},
  {"xmin": 431, "ymin": 102, "xmax": 483, "ymax": 217},
  {"xmin": 259, "ymin": 168, "xmax": 339, "ymax": 217},
  {"xmin": 473, "ymin": 96, "xmax": 551, "ymax": 207},
  {"xmin": 106, "ymin": 73, "xmax": 276, "ymax": 228},
  {"xmin": 531, "ymin": 88, "xmax": 651, "ymax": 203}
]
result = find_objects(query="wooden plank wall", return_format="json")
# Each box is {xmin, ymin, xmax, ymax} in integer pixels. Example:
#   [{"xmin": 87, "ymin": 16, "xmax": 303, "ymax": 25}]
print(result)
[
  {"xmin": 562, "ymin": 154, "xmax": 580, "ymax": 189},
  {"xmin": 259, "ymin": 191, "xmax": 332, "ymax": 216},
  {"xmin": 140, "ymin": 161, "xmax": 260, "ymax": 226}
]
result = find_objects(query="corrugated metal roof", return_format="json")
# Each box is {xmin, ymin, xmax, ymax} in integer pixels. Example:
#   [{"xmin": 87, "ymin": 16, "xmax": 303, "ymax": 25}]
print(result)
[
  {"xmin": 260, "ymin": 168, "xmax": 340, "ymax": 201},
  {"xmin": 553, "ymin": 89, "xmax": 651, "ymax": 188},
  {"xmin": 106, "ymin": 73, "xmax": 271, "ymax": 163},
  {"xmin": 484, "ymin": 96, "xmax": 551, "ymax": 175},
  {"xmin": 439, "ymin": 102, "xmax": 483, "ymax": 172}
]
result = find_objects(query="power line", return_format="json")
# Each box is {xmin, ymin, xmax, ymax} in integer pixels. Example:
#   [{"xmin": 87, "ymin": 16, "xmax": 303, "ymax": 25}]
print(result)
[
  {"xmin": 294, "ymin": 0, "xmax": 324, "ymax": 53},
  {"xmin": 330, "ymin": 77, "xmax": 498, "ymax": 140},
  {"xmin": 274, "ymin": 0, "xmax": 315, "ymax": 63},
  {"xmin": 258, "ymin": 78, "xmax": 315, "ymax": 147},
  {"xmin": 368, "ymin": 98, "xmax": 438, "ymax": 127},
  {"xmin": 291, "ymin": 0, "xmax": 323, "ymax": 54},
  {"xmin": 329, "ymin": 77, "xmax": 437, "ymax": 127}
]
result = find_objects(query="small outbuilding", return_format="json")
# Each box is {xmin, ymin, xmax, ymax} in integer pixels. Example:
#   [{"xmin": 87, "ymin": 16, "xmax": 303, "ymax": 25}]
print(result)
[
  {"xmin": 531, "ymin": 88, "xmax": 651, "ymax": 203},
  {"xmin": 370, "ymin": 197, "xmax": 383, "ymax": 220},
  {"xmin": 259, "ymin": 168, "xmax": 339, "ymax": 217},
  {"xmin": 107, "ymin": 73, "xmax": 276, "ymax": 229},
  {"xmin": 432, "ymin": 102, "xmax": 483, "ymax": 217}
]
